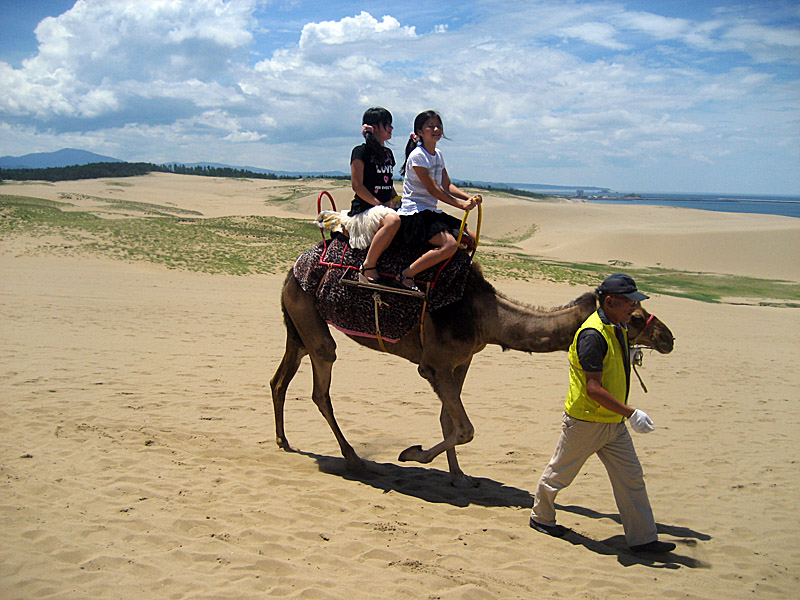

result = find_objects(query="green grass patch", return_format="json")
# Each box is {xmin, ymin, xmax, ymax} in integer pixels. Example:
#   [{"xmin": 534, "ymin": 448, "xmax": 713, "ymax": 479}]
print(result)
[
  {"xmin": 476, "ymin": 248, "xmax": 800, "ymax": 306},
  {"xmin": 491, "ymin": 223, "xmax": 540, "ymax": 245},
  {"xmin": 2, "ymin": 193, "xmax": 798, "ymax": 305},
  {"xmin": 1, "ymin": 194, "xmax": 321, "ymax": 275},
  {"xmin": 56, "ymin": 192, "xmax": 203, "ymax": 217}
]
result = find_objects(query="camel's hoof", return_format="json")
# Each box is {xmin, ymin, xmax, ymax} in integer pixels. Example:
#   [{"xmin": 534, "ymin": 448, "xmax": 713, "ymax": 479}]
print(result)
[
  {"xmin": 276, "ymin": 437, "xmax": 293, "ymax": 452},
  {"xmin": 451, "ymin": 474, "xmax": 480, "ymax": 489},
  {"xmin": 398, "ymin": 445, "xmax": 425, "ymax": 463}
]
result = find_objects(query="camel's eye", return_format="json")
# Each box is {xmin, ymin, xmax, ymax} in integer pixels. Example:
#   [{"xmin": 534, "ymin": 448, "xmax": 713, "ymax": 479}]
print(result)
[{"xmin": 630, "ymin": 314, "xmax": 645, "ymax": 329}]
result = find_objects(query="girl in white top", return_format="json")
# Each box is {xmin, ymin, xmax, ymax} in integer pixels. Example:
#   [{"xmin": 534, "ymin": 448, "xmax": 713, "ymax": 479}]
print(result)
[{"xmin": 396, "ymin": 110, "xmax": 482, "ymax": 291}]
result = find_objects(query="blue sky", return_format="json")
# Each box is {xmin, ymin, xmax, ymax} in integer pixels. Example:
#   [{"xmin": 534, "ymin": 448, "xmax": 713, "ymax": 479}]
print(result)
[{"xmin": 1, "ymin": 0, "xmax": 798, "ymax": 194}]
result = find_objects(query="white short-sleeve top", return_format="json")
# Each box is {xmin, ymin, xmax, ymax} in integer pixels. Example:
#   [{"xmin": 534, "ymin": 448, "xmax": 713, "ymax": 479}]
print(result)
[{"xmin": 398, "ymin": 145, "xmax": 445, "ymax": 215}]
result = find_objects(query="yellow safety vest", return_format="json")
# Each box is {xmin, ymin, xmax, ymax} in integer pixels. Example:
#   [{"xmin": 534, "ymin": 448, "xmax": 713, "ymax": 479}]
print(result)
[{"xmin": 564, "ymin": 311, "xmax": 629, "ymax": 423}]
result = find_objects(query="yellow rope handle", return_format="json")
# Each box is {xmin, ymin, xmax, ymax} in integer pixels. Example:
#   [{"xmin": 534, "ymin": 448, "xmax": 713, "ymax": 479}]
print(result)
[{"xmin": 455, "ymin": 198, "xmax": 482, "ymax": 253}]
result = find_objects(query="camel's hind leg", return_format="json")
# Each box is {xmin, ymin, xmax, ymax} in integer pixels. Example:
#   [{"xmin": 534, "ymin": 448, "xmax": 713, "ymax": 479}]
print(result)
[
  {"xmin": 270, "ymin": 330, "xmax": 305, "ymax": 451},
  {"xmin": 271, "ymin": 274, "xmax": 365, "ymax": 472}
]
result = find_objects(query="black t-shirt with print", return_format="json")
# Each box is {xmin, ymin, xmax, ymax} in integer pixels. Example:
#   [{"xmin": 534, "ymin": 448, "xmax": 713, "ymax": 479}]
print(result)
[{"xmin": 349, "ymin": 143, "xmax": 395, "ymax": 215}]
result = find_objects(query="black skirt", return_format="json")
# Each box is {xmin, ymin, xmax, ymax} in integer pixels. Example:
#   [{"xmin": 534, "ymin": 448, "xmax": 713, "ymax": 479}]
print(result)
[{"xmin": 399, "ymin": 210, "xmax": 463, "ymax": 248}]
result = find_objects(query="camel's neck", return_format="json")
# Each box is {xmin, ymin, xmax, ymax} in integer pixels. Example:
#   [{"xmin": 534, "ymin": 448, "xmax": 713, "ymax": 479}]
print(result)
[{"xmin": 482, "ymin": 291, "xmax": 598, "ymax": 353}]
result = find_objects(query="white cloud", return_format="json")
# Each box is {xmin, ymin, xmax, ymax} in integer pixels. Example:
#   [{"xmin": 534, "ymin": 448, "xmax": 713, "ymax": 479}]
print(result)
[
  {"xmin": 0, "ymin": 0, "xmax": 255, "ymax": 123},
  {"xmin": 690, "ymin": 152, "xmax": 714, "ymax": 165},
  {"xmin": 1, "ymin": 2, "xmax": 798, "ymax": 193},
  {"xmin": 561, "ymin": 22, "xmax": 629, "ymax": 50},
  {"xmin": 617, "ymin": 11, "xmax": 692, "ymax": 41},
  {"xmin": 224, "ymin": 130, "xmax": 265, "ymax": 142},
  {"xmin": 298, "ymin": 11, "xmax": 416, "ymax": 48}
]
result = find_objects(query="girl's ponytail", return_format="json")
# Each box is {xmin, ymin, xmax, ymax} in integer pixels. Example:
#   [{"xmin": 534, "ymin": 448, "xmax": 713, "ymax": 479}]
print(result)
[
  {"xmin": 401, "ymin": 133, "xmax": 419, "ymax": 176},
  {"xmin": 363, "ymin": 125, "xmax": 382, "ymax": 158}
]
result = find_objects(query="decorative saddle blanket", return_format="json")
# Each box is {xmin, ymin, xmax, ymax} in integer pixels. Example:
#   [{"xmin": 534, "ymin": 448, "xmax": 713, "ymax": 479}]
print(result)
[{"xmin": 293, "ymin": 236, "xmax": 472, "ymax": 342}]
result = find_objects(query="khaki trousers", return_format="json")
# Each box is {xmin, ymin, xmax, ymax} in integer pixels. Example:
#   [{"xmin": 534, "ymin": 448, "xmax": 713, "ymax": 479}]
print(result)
[{"xmin": 531, "ymin": 413, "xmax": 657, "ymax": 547}]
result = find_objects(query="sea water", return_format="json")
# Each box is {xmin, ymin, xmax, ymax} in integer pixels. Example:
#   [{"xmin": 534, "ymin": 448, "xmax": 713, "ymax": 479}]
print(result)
[{"xmin": 586, "ymin": 193, "xmax": 800, "ymax": 219}]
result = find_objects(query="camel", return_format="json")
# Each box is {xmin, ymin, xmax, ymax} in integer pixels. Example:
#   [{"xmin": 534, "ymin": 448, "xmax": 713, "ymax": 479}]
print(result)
[{"xmin": 270, "ymin": 261, "xmax": 674, "ymax": 486}]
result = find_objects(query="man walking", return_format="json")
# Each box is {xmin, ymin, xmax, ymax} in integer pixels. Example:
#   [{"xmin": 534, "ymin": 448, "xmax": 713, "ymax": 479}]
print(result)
[{"xmin": 529, "ymin": 274, "xmax": 675, "ymax": 554}]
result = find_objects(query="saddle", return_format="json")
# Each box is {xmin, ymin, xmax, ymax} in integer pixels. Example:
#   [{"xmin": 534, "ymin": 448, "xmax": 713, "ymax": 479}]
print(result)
[{"xmin": 293, "ymin": 236, "xmax": 473, "ymax": 342}]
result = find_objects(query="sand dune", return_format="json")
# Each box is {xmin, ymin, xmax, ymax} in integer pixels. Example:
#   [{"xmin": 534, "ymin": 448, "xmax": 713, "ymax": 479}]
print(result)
[
  {"xmin": 1, "ymin": 175, "xmax": 799, "ymax": 598},
  {"xmin": 5, "ymin": 173, "xmax": 799, "ymax": 281}
]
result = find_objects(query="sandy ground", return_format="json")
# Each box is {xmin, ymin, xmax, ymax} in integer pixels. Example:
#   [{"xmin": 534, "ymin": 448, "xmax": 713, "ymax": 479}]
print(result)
[{"xmin": 2, "ymin": 175, "xmax": 799, "ymax": 599}]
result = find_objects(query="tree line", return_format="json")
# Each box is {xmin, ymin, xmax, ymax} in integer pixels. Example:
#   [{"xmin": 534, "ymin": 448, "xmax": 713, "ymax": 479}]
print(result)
[
  {"xmin": 456, "ymin": 181, "xmax": 550, "ymax": 200},
  {"xmin": 0, "ymin": 161, "xmax": 347, "ymax": 183},
  {"xmin": 1, "ymin": 161, "xmax": 546, "ymax": 200}
]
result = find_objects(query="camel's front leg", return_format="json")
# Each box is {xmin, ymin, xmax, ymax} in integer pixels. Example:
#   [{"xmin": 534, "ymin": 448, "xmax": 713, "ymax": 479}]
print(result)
[
  {"xmin": 398, "ymin": 360, "xmax": 475, "ymax": 482},
  {"xmin": 438, "ymin": 407, "xmax": 479, "ymax": 488}
]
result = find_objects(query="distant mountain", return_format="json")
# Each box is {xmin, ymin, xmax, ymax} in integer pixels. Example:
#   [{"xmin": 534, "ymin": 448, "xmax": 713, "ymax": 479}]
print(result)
[
  {"xmin": 171, "ymin": 161, "xmax": 349, "ymax": 178},
  {"xmin": 0, "ymin": 148, "xmax": 124, "ymax": 169}
]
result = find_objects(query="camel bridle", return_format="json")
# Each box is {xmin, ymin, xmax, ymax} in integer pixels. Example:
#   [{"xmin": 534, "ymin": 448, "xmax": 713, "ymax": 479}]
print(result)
[{"xmin": 630, "ymin": 313, "xmax": 656, "ymax": 345}]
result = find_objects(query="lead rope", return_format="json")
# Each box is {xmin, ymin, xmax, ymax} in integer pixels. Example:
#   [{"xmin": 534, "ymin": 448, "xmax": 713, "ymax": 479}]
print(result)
[
  {"xmin": 372, "ymin": 292, "xmax": 389, "ymax": 353},
  {"xmin": 418, "ymin": 282, "xmax": 430, "ymax": 346},
  {"xmin": 633, "ymin": 362, "xmax": 648, "ymax": 393},
  {"xmin": 630, "ymin": 347, "xmax": 648, "ymax": 393}
]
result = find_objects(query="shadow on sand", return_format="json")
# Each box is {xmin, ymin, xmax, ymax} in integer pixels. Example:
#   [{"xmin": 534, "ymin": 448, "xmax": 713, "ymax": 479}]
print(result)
[
  {"xmin": 555, "ymin": 504, "xmax": 712, "ymax": 568},
  {"xmin": 293, "ymin": 449, "xmax": 712, "ymax": 569},
  {"xmin": 298, "ymin": 448, "xmax": 534, "ymax": 508}
]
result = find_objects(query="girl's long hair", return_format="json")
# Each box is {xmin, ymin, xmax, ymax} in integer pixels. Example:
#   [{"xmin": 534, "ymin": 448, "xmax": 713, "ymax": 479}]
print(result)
[
  {"xmin": 401, "ymin": 110, "xmax": 443, "ymax": 176},
  {"xmin": 362, "ymin": 107, "xmax": 393, "ymax": 160}
]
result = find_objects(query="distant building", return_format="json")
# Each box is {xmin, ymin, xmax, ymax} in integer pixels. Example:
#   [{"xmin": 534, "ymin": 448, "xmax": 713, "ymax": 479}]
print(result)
[{"xmin": 576, "ymin": 189, "xmax": 585, "ymax": 198}]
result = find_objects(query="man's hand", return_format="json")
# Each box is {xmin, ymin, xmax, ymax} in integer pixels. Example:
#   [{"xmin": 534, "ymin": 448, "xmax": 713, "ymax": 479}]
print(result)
[{"xmin": 629, "ymin": 408, "xmax": 655, "ymax": 434}]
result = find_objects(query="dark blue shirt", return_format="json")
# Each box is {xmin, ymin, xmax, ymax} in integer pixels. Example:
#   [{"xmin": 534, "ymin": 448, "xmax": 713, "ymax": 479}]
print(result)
[{"xmin": 576, "ymin": 308, "xmax": 630, "ymax": 378}]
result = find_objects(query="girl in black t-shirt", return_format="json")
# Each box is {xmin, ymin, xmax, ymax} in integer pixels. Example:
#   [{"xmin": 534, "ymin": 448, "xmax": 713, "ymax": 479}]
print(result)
[{"xmin": 349, "ymin": 107, "xmax": 401, "ymax": 286}]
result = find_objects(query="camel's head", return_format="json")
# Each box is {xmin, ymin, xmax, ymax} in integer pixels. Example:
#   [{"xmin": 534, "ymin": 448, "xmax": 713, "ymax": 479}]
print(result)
[{"xmin": 628, "ymin": 304, "xmax": 674, "ymax": 354}]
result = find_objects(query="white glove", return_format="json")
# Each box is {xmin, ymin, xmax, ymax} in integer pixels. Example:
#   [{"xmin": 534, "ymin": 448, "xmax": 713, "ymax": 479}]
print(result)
[{"xmin": 628, "ymin": 408, "xmax": 655, "ymax": 434}]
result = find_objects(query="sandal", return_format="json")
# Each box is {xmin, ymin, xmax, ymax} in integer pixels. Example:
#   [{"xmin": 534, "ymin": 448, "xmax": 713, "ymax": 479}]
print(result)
[
  {"xmin": 359, "ymin": 264, "xmax": 397, "ymax": 288},
  {"xmin": 359, "ymin": 264, "xmax": 381, "ymax": 284},
  {"xmin": 396, "ymin": 273, "xmax": 421, "ymax": 293}
]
